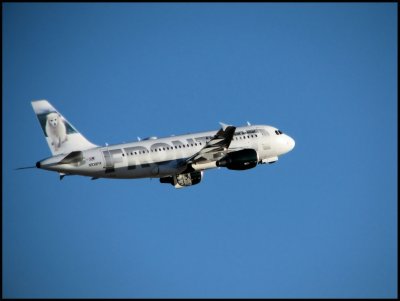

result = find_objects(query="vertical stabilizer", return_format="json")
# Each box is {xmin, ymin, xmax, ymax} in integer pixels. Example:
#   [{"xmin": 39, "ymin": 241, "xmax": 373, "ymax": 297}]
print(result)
[{"xmin": 31, "ymin": 100, "xmax": 98, "ymax": 155}]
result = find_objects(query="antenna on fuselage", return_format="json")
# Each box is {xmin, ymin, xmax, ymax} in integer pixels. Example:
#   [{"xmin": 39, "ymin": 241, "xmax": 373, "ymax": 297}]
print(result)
[
  {"xmin": 137, "ymin": 136, "xmax": 141, "ymax": 141},
  {"xmin": 247, "ymin": 121, "xmax": 251, "ymax": 126}
]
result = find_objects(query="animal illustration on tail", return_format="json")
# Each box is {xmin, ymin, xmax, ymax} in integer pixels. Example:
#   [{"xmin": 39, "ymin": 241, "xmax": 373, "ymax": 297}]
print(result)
[{"xmin": 45, "ymin": 112, "xmax": 68, "ymax": 151}]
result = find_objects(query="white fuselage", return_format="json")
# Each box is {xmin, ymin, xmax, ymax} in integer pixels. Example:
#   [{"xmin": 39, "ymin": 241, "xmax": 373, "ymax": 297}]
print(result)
[{"xmin": 38, "ymin": 125, "xmax": 295, "ymax": 179}]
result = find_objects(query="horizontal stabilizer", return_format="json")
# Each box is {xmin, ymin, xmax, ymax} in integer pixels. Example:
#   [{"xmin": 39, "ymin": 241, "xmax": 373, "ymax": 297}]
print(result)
[{"xmin": 59, "ymin": 151, "xmax": 83, "ymax": 164}]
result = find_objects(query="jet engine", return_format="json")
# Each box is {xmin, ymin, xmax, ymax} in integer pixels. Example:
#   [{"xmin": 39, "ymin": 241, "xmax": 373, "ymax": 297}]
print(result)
[
  {"xmin": 160, "ymin": 171, "xmax": 203, "ymax": 188},
  {"xmin": 216, "ymin": 149, "xmax": 258, "ymax": 170}
]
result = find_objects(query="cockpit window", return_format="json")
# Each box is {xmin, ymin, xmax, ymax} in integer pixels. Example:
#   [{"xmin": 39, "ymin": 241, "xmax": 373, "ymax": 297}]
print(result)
[{"xmin": 275, "ymin": 130, "xmax": 283, "ymax": 135}]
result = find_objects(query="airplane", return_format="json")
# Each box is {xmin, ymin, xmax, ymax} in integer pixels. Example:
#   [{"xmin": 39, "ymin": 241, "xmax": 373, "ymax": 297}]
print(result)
[{"xmin": 26, "ymin": 100, "xmax": 295, "ymax": 188}]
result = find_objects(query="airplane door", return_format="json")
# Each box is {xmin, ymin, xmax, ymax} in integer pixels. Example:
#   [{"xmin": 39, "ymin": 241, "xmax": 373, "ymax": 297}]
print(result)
[{"xmin": 102, "ymin": 147, "xmax": 115, "ymax": 173}]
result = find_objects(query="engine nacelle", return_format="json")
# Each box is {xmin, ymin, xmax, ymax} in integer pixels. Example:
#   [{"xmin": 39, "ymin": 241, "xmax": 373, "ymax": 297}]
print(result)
[
  {"xmin": 216, "ymin": 149, "xmax": 258, "ymax": 170},
  {"xmin": 160, "ymin": 171, "xmax": 203, "ymax": 188}
]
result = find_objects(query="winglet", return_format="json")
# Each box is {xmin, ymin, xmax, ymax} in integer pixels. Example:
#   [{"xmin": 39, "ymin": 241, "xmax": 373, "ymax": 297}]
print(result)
[{"xmin": 219, "ymin": 122, "xmax": 231, "ymax": 130}]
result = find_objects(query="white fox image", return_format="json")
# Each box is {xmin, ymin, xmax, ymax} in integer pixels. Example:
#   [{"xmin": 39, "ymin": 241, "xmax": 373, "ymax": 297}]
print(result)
[{"xmin": 45, "ymin": 112, "xmax": 68, "ymax": 151}]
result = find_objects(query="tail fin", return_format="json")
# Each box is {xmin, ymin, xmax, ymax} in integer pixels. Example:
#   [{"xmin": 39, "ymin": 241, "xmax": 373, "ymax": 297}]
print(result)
[{"xmin": 31, "ymin": 100, "xmax": 98, "ymax": 155}]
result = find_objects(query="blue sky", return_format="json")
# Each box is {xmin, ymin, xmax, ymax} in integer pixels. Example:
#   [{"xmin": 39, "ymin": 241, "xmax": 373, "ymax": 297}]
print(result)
[{"xmin": 2, "ymin": 3, "xmax": 397, "ymax": 298}]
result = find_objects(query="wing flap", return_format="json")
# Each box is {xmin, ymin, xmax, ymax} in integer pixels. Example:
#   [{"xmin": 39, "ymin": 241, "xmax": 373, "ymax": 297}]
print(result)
[{"xmin": 187, "ymin": 125, "xmax": 236, "ymax": 164}]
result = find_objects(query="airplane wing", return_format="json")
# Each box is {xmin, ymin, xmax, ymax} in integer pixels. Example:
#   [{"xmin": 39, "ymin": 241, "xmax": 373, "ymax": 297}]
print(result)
[{"xmin": 186, "ymin": 123, "xmax": 236, "ymax": 165}]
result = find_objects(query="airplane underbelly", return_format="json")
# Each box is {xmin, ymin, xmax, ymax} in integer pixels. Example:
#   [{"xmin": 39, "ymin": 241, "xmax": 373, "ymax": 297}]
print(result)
[{"xmin": 103, "ymin": 161, "xmax": 184, "ymax": 179}]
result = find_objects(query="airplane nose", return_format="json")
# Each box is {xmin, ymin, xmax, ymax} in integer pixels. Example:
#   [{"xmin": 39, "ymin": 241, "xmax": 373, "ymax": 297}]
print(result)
[{"xmin": 287, "ymin": 136, "xmax": 295, "ymax": 151}]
